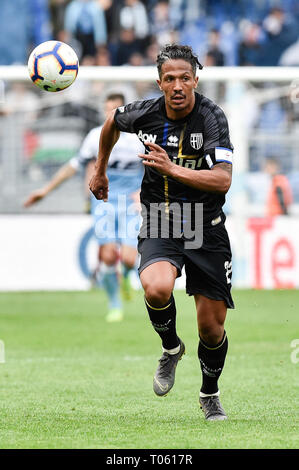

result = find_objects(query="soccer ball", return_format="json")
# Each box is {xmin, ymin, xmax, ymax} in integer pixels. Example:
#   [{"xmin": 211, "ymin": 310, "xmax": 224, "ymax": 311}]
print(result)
[{"xmin": 28, "ymin": 41, "xmax": 79, "ymax": 92}]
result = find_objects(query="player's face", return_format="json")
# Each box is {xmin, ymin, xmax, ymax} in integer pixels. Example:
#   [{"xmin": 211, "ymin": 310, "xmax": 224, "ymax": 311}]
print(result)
[{"xmin": 157, "ymin": 59, "xmax": 199, "ymax": 120}]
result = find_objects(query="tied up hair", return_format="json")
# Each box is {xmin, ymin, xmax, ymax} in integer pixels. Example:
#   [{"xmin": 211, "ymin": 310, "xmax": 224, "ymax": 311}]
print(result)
[{"xmin": 157, "ymin": 44, "xmax": 203, "ymax": 78}]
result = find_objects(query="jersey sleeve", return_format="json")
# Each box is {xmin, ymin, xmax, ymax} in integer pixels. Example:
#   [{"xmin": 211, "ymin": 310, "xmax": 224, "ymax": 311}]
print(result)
[
  {"xmin": 114, "ymin": 100, "xmax": 151, "ymax": 133},
  {"xmin": 202, "ymin": 103, "xmax": 234, "ymax": 168},
  {"xmin": 69, "ymin": 127, "xmax": 101, "ymax": 170}
]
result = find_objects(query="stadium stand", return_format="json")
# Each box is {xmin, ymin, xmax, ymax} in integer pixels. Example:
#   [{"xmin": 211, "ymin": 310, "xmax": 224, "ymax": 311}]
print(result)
[{"xmin": 1, "ymin": 1, "xmax": 299, "ymax": 67}]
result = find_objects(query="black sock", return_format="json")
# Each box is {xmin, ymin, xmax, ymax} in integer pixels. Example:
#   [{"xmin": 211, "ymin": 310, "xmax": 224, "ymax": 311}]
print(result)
[
  {"xmin": 144, "ymin": 294, "xmax": 179, "ymax": 350},
  {"xmin": 197, "ymin": 332, "xmax": 228, "ymax": 395}
]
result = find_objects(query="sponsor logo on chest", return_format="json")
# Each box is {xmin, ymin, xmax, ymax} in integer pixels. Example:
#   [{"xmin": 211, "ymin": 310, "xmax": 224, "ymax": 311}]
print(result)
[{"xmin": 138, "ymin": 130, "xmax": 157, "ymax": 144}]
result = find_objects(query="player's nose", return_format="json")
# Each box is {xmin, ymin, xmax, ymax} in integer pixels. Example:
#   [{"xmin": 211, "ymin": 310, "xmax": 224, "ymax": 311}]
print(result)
[{"xmin": 173, "ymin": 79, "xmax": 183, "ymax": 91}]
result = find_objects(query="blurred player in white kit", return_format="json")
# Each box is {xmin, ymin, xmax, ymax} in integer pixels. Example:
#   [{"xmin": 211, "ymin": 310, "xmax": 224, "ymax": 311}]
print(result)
[{"xmin": 24, "ymin": 93, "xmax": 144, "ymax": 322}]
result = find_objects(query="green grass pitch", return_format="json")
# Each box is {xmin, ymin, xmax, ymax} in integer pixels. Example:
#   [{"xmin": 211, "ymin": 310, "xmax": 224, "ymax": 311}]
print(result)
[{"xmin": 0, "ymin": 289, "xmax": 298, "ymax": 449}]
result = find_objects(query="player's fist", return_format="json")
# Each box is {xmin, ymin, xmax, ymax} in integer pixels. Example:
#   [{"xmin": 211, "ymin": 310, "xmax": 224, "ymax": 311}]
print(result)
[
  {"xmin": 23, "ymin": 188, "xmax": 47, "ymax": 207},
  {"xmin": 89, "ymin": 172, "xmax": 109, "ymax": 201}
]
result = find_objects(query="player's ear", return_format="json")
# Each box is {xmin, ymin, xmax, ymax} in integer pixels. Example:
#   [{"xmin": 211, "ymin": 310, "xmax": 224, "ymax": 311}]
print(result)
[
  {"xmin": 156, "ymin": 79, "xmax": 162, "ymax": 90},
  {"xmin": 194, "ymin": 76, "xmax": 199, "ymax": 88}
]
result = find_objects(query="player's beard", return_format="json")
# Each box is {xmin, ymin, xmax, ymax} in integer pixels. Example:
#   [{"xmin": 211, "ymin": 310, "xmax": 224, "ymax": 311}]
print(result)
[
  {"xmin": 168, "ymin": 92, "xmax": 194, "ymax": 115},
  {"xmin": 170, "ymin": 92, "xmax": 186, "ymax": 107}
]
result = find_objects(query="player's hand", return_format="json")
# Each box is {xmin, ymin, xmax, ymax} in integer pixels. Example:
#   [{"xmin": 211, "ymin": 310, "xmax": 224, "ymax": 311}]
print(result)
[
  {"xmin": 23, "ymin": 188, "xmax": 47, "ymax": 207},
  {"xmin": 89, "ymin": 172, "xmax": 109, "ymax": 201},
  {"xmin": 138, "ymin": 142, "xmax": 173, "ymax": 175}
]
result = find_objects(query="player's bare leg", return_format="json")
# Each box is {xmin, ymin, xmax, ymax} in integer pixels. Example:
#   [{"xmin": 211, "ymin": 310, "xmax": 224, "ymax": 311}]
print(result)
[
  {"xmin": 140, "ymin": 261, "xmax": 185, "ymax": 396},
  {"xmin": 99, "ymin": 243, "xmax": 123, "ymax": 322},
  {"xmin": 194, "ymin": 294, "xmax": 228, "ymax": 420}
]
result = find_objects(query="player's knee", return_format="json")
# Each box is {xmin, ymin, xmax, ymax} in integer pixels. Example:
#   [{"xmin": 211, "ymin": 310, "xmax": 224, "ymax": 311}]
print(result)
[
  {"xmin": 143, "ymin": 280, "xmax": 173, "ymax": 307},
  {"xmin": 122, "ymin": 255, "xmax": 136, "ymax": 270},
  {"xmin": 121, "ymin": 246, "xmax": 137, "ymax": 269},
  {"xmin": 198, "ymin": 323, "xmax": 224, "ymax": 346},
  {"xmin": 99, "ymin": 245, "xmax": 118, "ymax": 265}
]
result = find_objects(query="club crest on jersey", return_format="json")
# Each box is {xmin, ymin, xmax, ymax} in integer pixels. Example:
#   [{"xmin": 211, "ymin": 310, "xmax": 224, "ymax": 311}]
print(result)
[{"xmin": 190, "ymin": 133, "xmax": 203, "ymax": 150}]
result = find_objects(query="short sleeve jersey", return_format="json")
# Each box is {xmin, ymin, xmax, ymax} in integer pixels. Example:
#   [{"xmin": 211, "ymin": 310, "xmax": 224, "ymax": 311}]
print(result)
[
  {"xmin": 114, "ymin": 92, "xmax": 233, "ymax": 224},
  {"xmin": 69, "ymin": 125, "xmax": 144, "ymax": 197},
  {"xmin": 69, "ymin": 125, "xmax": 143, "ymax": 172}
]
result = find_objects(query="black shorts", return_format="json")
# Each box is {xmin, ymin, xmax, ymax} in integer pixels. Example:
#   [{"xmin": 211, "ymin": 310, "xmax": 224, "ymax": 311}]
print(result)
[{"xmin": 137, "ymin": 220, "xmax": 234, "ymax": 309}]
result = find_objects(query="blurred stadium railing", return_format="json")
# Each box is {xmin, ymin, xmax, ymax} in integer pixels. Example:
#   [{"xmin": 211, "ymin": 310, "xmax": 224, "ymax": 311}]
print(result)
[{"xmin": 1, "ymin": 65, "xmax": 299, "ymax": 290}]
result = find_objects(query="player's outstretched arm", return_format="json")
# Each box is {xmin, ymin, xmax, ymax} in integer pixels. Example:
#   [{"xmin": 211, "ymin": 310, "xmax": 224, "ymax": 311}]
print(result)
[
  {"xmin": 139, "ymin": 142, "xmax": 232, "ymax": 194},
  {"xmin": 23, "ymin": 163, "xmax": 77, "ymax": 207},
  {"xmin": 89, "ymin": 110, "xmax": 120, "ymax": 202}
]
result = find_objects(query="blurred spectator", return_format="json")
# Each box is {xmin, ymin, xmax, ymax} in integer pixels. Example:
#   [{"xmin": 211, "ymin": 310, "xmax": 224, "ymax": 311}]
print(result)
[
  {"xmin": 259, "ymin": 98, "xmax": 288, "ymax": 133},
  {"xmin": 80, "ymin": 55, "xmax": 96, "ymax": 65},
  {"xmin": 219, "ymin": 21, "xmax": 239, "ymax": 66},
  {"xmin": 238, "ymin": 20, "xmax": 264, "ymax": 66},
  {"xmin": 279, "ymin": 38, "xmax": 299, "ymax": 66},
  {"xmin": 0, "ymin": 83, "xmax": 40, "ymax": 116},
  {"xmin": 149, "ymin": 1, "xmax": 173, "ymax": 47},
  {"xmin": 264, "ymin": 157, "xmax": 293, "ymax": 216},
  {"xmin": 30, "ymin": 0, "xmax": 53, "ymax": 46},
  {"xmin": 204, "ymin": 52, "xmax": 217, "ymax": 67},
  {"xmin": 206, "ymin": 0, "xmax": 242, "ymax": 27},
  {"xmin": 100, "ymin": 0, "xmax": 122, "ymax": 43},
  {"xmin": 169, "ymin": 0, "xmax": 203, "ymax": 31},
  {"xmin": 113, "ymin": 28, "xmax": 142, "ymax": 66},
  {"xmin": 144, "ymin": 39, "xmax": 160, "ymax": 65},
  {"xmin": 95, "ymin": 45, "xmax": 112, "ymax": 66},
  {"xmin": 128, "ymin": 52, "xmax": 145, "ymax": 66},
  {"xmin": 64, "ymin": 0, "xmax": 107, "ymax": 60},
  {"xmin": 0, "ymin": 0, "xmax": 51, "ymax": 65},
  {"xmin": 178, "ymin": 20, "xmax": 208, "ymax": 62},
  {"xmin": 1, "ymin": 0, "xmax": 299, "ymax": 71},
  {"xmin": 119, "ymin": 0, "xmax": 150, "ymax": 47},
  {"xmin": 261, "ymin": 7, "xmax": 298, "ymax": 66},
  {"xmin": 204, "ymin": 29, "xmax": 225, "ymax": 66},
  {"xmin": 50, "ymin": 0, "xmax": 68, "ymax": 38}
]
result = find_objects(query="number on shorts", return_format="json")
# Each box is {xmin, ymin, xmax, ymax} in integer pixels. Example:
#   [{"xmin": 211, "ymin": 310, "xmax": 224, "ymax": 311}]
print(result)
[{"xmin": 224, "ymin": 261, "xmax": 232, "ymax": 284}]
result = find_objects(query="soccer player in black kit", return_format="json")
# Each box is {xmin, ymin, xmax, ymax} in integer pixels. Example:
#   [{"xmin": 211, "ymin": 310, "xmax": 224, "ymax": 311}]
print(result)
[{"xmin": 90, "ymin": 44, "xmax": 234, "ymax": 421}]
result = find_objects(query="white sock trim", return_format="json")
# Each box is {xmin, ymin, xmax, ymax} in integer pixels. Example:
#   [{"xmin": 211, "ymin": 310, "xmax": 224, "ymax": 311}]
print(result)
[
  {"xmin": 200, "ymin": 390, "xmax": 220, "ymax": 398},
  {"xmin": 162, "ymin": 344, "xmax": 180, "ymax": 355}
]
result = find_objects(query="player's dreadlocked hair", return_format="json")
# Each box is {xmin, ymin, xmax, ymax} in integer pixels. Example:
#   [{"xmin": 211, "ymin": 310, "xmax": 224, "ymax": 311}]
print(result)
[{"xmin": 156, "ymin": 44, "xmax": 203, "ymax": 78}]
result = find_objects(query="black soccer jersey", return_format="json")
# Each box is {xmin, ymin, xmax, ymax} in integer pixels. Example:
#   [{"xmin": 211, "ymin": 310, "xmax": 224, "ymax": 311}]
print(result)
[{"xmin": 114, "ymin": 92, "xmax": 233, "ymax": 225}]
